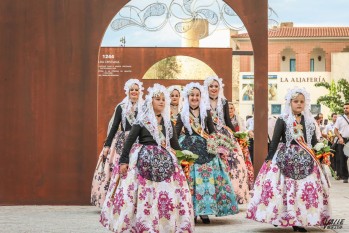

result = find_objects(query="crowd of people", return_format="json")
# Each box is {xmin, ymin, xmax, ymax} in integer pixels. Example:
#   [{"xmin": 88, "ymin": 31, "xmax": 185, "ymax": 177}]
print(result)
[
  {"xmin": 314, "ymin": 111, "xmax": 349, "ymax": 183},
  {"xmin": 88, "ymin": 76, "xmax": 349, "ymax": 233}
]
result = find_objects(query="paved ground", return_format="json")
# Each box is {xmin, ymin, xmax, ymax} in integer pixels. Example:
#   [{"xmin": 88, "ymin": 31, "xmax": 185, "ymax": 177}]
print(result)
[{"xmin": 1, "ymin": 178, "xmax": 349, "ymax": 233}]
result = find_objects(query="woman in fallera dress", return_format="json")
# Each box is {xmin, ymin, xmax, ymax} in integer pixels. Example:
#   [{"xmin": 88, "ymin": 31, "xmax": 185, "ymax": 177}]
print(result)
[
  {"xmin": 246, "ymin": 87, "xmax": 331, "ymax": 232},
  {"xmin": 176, "ymin": 82, "xmax": 239, "ymax": 224},
  {"xmin": 168, "ymin": 85, "xmax": 182, "ymax": 125},
  {"xmin": 91, "ymin": 79, "xmax": 143, "ymax": 208},
  {"xmin": 229, "ymin": 102, "xmax": 254, "ymax": 190},
  {"xmin": 228, "ymin": 102, "xmax": 246, "ymax": 132},
  {"xmin": 203, "ymin": 76, "xmax": 250, "ymax": 204},
  {"xmin": 100, "ymin": 84, "xmax": 194, "ymax": 233}
]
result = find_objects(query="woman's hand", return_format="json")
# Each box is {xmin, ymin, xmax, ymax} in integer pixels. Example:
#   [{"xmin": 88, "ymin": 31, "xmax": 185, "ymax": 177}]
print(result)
[
  {"xmin": 119, "ymin": 164, "xmax": 129, "ymax": 174},
  {"xmin": 265, "ymin": 160, "xmax": 272, "ymax": 169},
  {"xmin": 103, "ymin": 147, "xmax": 110, "ymax": 157},
  {"xmin": 248, "ymin": 130, "xmax": 254, "ymax": 139}
]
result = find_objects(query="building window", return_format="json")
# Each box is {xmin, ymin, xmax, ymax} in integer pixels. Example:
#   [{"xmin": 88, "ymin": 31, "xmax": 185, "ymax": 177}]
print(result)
[
  {"xmin": 290, "ymin": 59, "xmax": 296, "ymax": 72},
  {"xmin": 310, "ymin": 58, "xmax": 314, "ymax": 72}
]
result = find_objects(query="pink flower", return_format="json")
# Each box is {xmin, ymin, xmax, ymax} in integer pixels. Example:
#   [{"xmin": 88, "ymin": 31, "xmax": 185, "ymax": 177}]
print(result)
[
  {"xmin": 273, "ymin": 206, "xmax": 278, "ymax": 213},
  {"xmin": 144, "ymin": 209, "xmax": 150, "ymax": 215},
  {"xmin": 158, "ymin": 191, "xmax": 175, "ymax": 220},
  {"xmin": 301, "ymin": 182, "xmax": 319, "ymax": 209}
]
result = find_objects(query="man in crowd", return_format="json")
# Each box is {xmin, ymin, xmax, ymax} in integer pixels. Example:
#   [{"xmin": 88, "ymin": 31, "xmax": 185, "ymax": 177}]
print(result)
[
  {"xmin": 323, "ymin": 113, "xmax": 338, "ymax": 173},
  {"xmin": 314, "ymin": 113, "xmax": 324, "ymax": 141},
  {"xmin": 247, "ymin": 110, "xmax": 277, "ymax": 164},
  {"xmin": 334, "ymin": 104, "xmax": 349, "ymax": 183}
]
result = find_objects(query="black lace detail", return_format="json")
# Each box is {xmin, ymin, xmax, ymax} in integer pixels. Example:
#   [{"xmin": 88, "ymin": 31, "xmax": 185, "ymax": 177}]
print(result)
[
  {"xmin": 137, "ymin": 145, "xmax": 175, "ymax": 182},
  {"xmin": 114, "ymin": 131, "xmax": 129, "ymax": 155},
  {"xmin": 276, "ymin": 143, "xmax": 314, "ymax": 180},
  {"xmin": 179, "ymin": 135, "xmax": 215, "ymax": 164},
  {"xmin": 190, "ymin": 106, "xmax": 199, "ymax": 111}
]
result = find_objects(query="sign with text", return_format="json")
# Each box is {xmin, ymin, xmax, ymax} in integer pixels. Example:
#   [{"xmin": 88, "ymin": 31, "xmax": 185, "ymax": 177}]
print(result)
[{"xmin": 239, "ymin": 72, "xmax": 332, "ymax": 118}]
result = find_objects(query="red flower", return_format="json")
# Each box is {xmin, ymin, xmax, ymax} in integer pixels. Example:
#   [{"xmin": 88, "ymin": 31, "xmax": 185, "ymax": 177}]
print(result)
[{"xmin": 196, "ymin": 194, "xmax": 203, "ymax": 200}]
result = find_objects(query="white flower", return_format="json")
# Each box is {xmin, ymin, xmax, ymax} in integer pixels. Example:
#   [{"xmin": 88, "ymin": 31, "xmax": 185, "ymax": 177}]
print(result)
[
  {"xmin": 182, "ymin": 150, "xmax": 194, "ymax": 155},
  {"xmin": 314, "ymin": 143, "xmax": 325, "ymax": 151}
]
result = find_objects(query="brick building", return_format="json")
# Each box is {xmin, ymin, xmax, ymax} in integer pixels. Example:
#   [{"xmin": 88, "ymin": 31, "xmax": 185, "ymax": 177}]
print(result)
[
  {"xmin": 228, "ymin": 23, "xmax": 349, "ymax": 119},
  {"xmin": 235, "ymin": 22, "xmax": 349, "ymax": 73}
]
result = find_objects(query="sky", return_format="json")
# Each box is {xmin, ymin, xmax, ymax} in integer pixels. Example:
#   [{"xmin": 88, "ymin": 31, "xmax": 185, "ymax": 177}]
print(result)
[
  {"xmin": 101, "ymin": 0, "xmax": 349, "ymax": 47},
  {"xmin": 269, "ymin": 0, "xmax": 349, "ymax": 27}
]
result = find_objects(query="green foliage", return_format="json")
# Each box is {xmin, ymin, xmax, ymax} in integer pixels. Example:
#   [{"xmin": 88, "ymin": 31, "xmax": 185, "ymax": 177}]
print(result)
[
  {"xmin": 233, "ymin": 132, "xmax": 248, "ymax": 139},
  {"xmin": 315, "ymin": 79, "xmax": 349, "ymax": 114},
  {"xmin": 338, "ymin": 79, "xmax": 349, "ymax": 102},
  {"xmin": 175, "ymin": 150, "xmax": 198, "ymax": 165},
  {"xmin": 155, "ymin": 57, "xmax": 181, "ymax": 79}
]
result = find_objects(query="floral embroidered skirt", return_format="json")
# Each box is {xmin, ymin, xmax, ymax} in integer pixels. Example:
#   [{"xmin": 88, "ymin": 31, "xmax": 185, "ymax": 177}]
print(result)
[
  {"xmin": 179, "ymin": 135, "xmax": 239, "ymax": 216},
  {"xmin": 100, "ymin": 144, "xmax": 194, "ymax": 233},
  {"xmin": 91, "ymin": 131, "xmax": 129, "ymax": 208},
  {"xmin": 216, "ymin": 127, "xmax": 250, "ymax": 204},
  {"xmin": 236, "ymin": 138, "xmax": 255, "ymax": 191},
  {"xmin": 246, "ymin": 143, "xmax": 331, "ymax": 227}
]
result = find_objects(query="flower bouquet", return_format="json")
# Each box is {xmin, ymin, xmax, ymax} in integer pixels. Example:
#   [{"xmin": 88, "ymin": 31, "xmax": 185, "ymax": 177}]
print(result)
[
  {"xmin": 206, "ymin": 132, "xmax": 235, "ymax": 156},
  {"xmin": 206, "ymin": 133, "xmax": 236, "ymax": 167},
  {"xmin": 313, "ymin": 140, "xmax": 336, "ymax": 178},
  {"xmin": 175, "ymin": 150, "xmax": 199, "ymax": 180},
  {"xmin": 234, "ymin": 131, "xmax": 250, "ymax": 147}
]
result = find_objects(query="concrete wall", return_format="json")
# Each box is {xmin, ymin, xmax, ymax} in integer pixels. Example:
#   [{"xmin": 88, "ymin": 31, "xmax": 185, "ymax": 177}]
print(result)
[{"xmin": 331, "ymin": 52, "xmax": 349, "ymax": 81}]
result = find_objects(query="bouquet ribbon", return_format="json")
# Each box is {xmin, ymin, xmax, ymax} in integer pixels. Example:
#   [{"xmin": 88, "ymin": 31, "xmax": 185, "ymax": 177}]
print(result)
[
  {"xmin": 316, "ymin": 152, "xmax": 334, "ymax": 159},
  {"xmin": 237, "ymin": 138, "xmax": 249, "ymax": 148}
]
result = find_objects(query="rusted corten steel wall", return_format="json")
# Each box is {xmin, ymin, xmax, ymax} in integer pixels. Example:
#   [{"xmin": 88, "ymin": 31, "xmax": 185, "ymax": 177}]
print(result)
[{"xmin": 0, "ymin": 0, "xmax": 267, "ymax": 204}]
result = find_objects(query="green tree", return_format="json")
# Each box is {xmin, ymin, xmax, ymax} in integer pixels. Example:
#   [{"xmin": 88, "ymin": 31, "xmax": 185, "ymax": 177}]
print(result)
[
  {"xmin": 156, "ymin": 57, "xmax": 181, "ymax": 79},
  {"xmin": 315, "ymin": 79, "xmax": 349, "ymax": 114}
]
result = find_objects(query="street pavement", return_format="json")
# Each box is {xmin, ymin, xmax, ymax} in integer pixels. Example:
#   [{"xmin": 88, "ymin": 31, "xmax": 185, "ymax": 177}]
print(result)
[{"xmin": 1, "ymin": 178, "xmax": 348, "ymax": 233}]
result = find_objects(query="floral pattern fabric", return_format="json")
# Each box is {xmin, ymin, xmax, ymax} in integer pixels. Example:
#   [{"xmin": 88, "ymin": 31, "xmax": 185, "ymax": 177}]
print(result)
[
  {"xmin": 100, "ymin": 144, "xmax": 194, "ymax": 233},
  {"xmin": 91, "ymin": 131, "xmax": 129, "ymax": 208},
  {"xmin": 246, "ymin": 144, "xmax": 331, "ymax": 227},
  {"xmin": 236, "ymin": 138, "xmax": 255, "ymax": 190},
  {"xmin": 216, "ymin": 126, "xmax": 250, "ymax": 204},
  {"xmin": 179, "ymin": 135, "xmax": 239, "ymax": 216},
  {"xmin": 170, "ymin": 112, "xmax": 179, "ymax": 126}
]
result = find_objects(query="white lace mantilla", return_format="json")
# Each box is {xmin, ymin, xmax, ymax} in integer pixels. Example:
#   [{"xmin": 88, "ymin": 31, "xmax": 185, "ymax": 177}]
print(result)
[
  {"xmin": 280, "ymin": 114, "xmax": 315, "ymax": 147},
  {"xmin": 279, "ymin": 87, "xmax": 316, "ymax": 147},
  {"xmin": 204, "ymin": 76, "xmax": 226, "ymax": 129},
  {"xmin": 136, "ymin": 84, "xmax": 172, "ymax": 150},
  {"xmin": 181, "ymin": 82, "xmax": 208, "ymax": 135}
]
